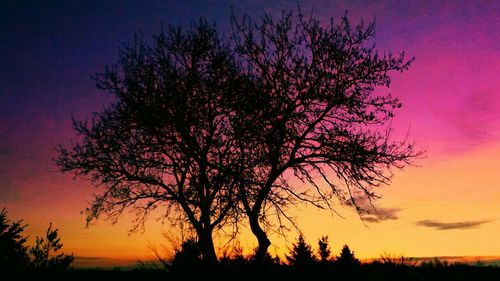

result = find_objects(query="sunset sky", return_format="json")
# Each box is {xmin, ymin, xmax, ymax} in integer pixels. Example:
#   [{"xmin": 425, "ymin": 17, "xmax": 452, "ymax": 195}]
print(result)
[{"xmin": 1, "ymin": 0, "xmax": 499, "ymax": 264}]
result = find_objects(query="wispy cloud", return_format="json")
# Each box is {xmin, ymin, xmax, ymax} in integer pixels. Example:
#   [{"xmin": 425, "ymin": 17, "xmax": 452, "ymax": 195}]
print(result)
[
  {"xmin": 416, "ymin": 219, "xmax": 492, "ymax": 230},
  {"xmin": 362, "ymin": 207, "xmax": 402, "ymax": 223}
]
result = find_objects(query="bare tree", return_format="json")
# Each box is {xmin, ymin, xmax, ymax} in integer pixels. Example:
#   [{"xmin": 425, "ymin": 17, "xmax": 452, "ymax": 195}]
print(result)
[
  {"xmin": 56, "ymin": 20, "xmax": 246, "ymax": 266},
  {"xmin": 230, "ymin": 10, "xmax": 420, "ymax": 260},
  {"xmin": 57, "ymin": 8, "xmax": 421, "ymax": 266}
]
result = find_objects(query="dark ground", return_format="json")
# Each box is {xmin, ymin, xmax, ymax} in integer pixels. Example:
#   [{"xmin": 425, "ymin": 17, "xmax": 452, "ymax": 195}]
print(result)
[{"xmin": 17, "ymin": 264, "xmax": 500, "ymax": 281}]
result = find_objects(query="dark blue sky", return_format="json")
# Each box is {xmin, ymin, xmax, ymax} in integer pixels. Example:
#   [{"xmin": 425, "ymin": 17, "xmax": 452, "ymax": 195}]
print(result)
[
  {"xmin": 0, "ymin": 1, "xmax": 252, "ymax": 204},
  {"xmin": 1, "ymin": 1, "xmax": 234, "ymax": 120},
  {"xmin": 1, "ymin": 1, "xmax": 376, "ymax": 198}
]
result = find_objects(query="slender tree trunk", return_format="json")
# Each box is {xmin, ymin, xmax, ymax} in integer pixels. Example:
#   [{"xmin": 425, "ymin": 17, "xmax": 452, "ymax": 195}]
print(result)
[
  {"xmin": 198, "ymin": 227, "xmax": 218, "ymax": 267},
  {"xmin": 249, "ymin": 211, "xmax": 271, "ymax": 261}
]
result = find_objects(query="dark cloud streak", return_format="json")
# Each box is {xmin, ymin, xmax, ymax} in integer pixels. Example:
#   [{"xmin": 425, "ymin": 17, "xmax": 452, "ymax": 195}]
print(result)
[
  {"xmin": 362, "ymin": 207, "xmax": 402, "ymax": 223},
  {"xmin": 416, "ymin": 219, "xmax": 492, "ymax": 230}
]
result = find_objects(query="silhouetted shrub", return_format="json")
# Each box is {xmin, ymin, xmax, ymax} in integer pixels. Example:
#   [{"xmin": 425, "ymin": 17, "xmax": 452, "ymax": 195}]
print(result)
[
  {"xmin": 171, "ymin": 238, "xmax": 202, "ymax": 272},
  {"xmin": 378, "ymin": 253, "xmax": 417, "ymax": 267},
  {"xmin": 220, "ymin": 243, "xmax": 247, "ymax": 268},
  {"xmin": 30, "ymin": 223, "xmax": 74, "ymax": 272}
]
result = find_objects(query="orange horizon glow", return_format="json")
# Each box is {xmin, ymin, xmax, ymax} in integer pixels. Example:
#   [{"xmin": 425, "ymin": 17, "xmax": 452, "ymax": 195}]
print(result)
[{"xmin": 5, "ymin": 143, "xmax": 499, "ymax": 261}]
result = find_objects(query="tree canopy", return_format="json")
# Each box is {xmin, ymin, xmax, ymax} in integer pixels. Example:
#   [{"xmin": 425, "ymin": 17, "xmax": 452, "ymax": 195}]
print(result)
[
  {"xmin": 57, "ymin": 20, "xmax": 246, "ymax": 265},
  {"xmin": 230, "ymin": 10, "xmax": 419, "ymax": 259}
]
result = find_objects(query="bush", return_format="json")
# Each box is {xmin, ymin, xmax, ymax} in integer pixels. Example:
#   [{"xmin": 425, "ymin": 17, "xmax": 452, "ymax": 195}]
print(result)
[
  {"xmin": 171, "ymin": 238, "xmax": 203, "ymax": 272},
  {"xmin": 30, "ymin": 223, "xmax": 74, "ymax": 271}
]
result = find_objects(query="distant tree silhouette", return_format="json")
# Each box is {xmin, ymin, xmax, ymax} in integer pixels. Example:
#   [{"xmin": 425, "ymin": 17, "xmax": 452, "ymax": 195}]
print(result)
[
  {"xmin": 56, "ymin": 20, "xmax": 248, "ymax": 266},
  {"xmin": 335, "ymin": 245, "xmax": 360, "ymax": 268},
  {"xmin": 0, "ymin": 208, "xmax": 30, "ymax": 272},
  {"xmin": 30, "ymin": 223, "xmax": 74, "ymax": 272},
  {"xmin": 286, "ymin": 234, "xmax": 316, "ymax": 269},
  {"xmin": 318, "ymin": 235, "xmax": 332, "ymax": 263},
  {"xmin": 230, "ymin": 9, "xmax": 420, "ymax": 260}
]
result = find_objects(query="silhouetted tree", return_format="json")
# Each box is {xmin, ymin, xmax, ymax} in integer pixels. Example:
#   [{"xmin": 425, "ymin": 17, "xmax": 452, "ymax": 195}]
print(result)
[
  {"xmin": 0, "ymin": 208, "xmax": 30, "ymax": 272},
  {"xmin": 57, "ymin": 7, "xmax": 420, "ymax": 266},
  {"xmin": 56, "ymin": 20, "xmax": 248, "ymax": 266},
  {"xmin": 286, "ymin": 234, "xmax": 316, "ymax": 269},
  {"xmin": 30, "ymin": 223, "xmax": 74, "ymax": 272},
  {"xmin": 335, "ymin": 244, "xmax": 360, "ymax": 268},
  {"xmin": 230, "ymin": 9, "xmax": 420, "ymax": 260},
  {"xmin": 318, "ymin": 235, "xmax": 331, "ymax": 263}
]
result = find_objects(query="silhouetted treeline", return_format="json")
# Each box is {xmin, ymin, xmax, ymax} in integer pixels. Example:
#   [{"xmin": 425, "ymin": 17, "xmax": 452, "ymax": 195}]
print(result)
[
  {"xmin": 2, "ymin": 214, "xmax": 499, "ymax": 280},
  {"xmin": 150, "ymin": 234, "xmax": 499, "ymax": 280},
  {"xmin": 16, "ymin": 258, "xmax": 500, "ymax": 281},
  {"xmin": 29, "ymin": 247, "xmax": 500, "ymax": 281}
]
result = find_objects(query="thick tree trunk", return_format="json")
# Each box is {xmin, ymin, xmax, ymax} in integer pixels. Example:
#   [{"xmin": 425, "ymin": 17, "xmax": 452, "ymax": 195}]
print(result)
[
  {"xmin": 249, "ymin": 212, "xmax": 271, "ymax": 261},
  {"xmin": 198, "ymin": 227, "xmax": 218, "ymax": 267}
]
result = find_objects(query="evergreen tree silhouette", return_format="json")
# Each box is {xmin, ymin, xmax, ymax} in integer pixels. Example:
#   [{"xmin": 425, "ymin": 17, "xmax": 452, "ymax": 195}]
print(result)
[
  {"xmin": 0, "ymin": 208, "xmax": 30, "ymax": 272},
  {"xmin": 335, "ymin": 245, "xmax": 360, "ymax": 268},
  {"xmin": 318, "ymin": 235, "xmax": 332, "ymax": 263},
  {"xmin": 286, "ymin": 235, "xmax": 316, "ymax": 270}
]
